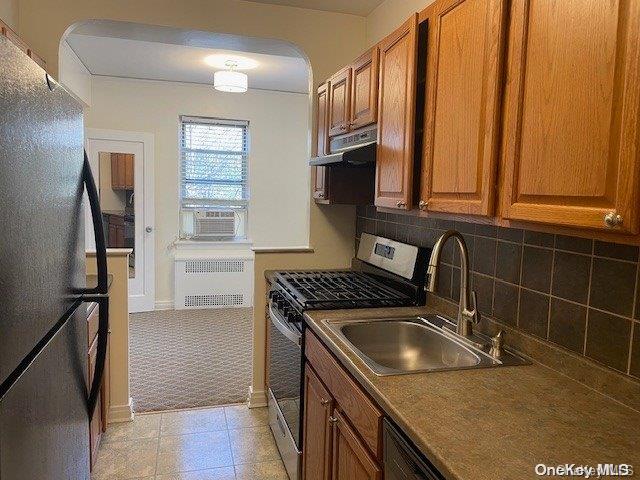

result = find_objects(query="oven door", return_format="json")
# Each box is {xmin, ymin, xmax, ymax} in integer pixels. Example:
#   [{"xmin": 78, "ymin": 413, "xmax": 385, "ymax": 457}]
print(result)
[{"xmin": 267, "ymin": 301, "xmax": 303, "ymax": 480}]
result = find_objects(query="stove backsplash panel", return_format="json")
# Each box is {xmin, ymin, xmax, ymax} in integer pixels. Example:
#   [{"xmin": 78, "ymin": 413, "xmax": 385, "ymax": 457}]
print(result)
[{"xmin": 355, "ymin": 205, "xmax": 640, "ymax": 379}]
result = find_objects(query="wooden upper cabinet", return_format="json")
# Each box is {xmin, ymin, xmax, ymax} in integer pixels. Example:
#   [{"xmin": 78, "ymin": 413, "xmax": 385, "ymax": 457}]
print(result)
[
  {"xmin": 329, "ymin": 67, "xmax": 352, "ymax": 136},
  {"xmin": 420, "ymin": 0, "xmax": 507, "ymax": 216},
  {"xmin": 302, "ymin": 365, "xmax": 334, "ymax": 480},
  {"xmin": 375, "ymin": 14, "xmax": 419, "ymax": 210},
  {"xmin": 111, "ymin": 153, "xmax": 134, "ymax": 190},
  {"xmin": 350, "ymin": 47, "xmax": 379, "ymax": 130},
  {"xmin": 500, "ymin": 0, "xmax": 640, "ymax": 234},
  {"xmin": 314, "ymin": 83, "xmax": 330, "ymax": 202},
  {"xmin": 331, "ymin": 410, "xmax": 382, "ymax": 480}
]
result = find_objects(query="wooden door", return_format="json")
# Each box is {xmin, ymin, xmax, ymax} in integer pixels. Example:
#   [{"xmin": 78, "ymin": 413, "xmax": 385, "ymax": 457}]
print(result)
[
  {"xmin": 420, "ymin": 0, "xmax": 507, "ymax": 216},
  {"xmin": 331, "ymin": 410, "xmax": 382, "ymax": 480},
  {"xmin": 111, "ymin": 153, "xmax": 127, "ymax": 189},
  {"xmin": 328, "ymin": 67, "xmax": 352, "ymax": 136},
  {"xmin": 314, "ymin": 82, "xmax": 330, "ymax": 202},
  {"xmin": 499, "ymin": 0, "xmax": 640, "ymax": 234},
  {"xmin": 302, "ymin": 366, "xmax": 334, "ymax": 480},
  {"xmin": 375, "ymin": 14, "xmax": 419, "ymax": 210},
  {"xmin": 350, "ymin": 47, "xmax": 379, "ymax": 130}
]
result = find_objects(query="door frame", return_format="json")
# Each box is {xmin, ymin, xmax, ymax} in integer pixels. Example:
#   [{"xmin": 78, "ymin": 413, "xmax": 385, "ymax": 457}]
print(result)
[{"xmin": 85, "ymin": 128, "xmax": 155, "ymax": 312}]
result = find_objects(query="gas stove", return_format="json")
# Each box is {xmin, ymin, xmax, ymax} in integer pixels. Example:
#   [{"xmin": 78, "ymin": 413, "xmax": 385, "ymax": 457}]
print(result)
[{"xmin": 266, "ymin": 234, "xmax": 429, "ymax": 480}]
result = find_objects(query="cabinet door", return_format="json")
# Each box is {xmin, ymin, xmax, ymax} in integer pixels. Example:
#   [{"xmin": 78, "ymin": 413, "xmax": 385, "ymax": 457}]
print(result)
[
  {"xmin": 100, "ymin": 330, "xmax": 110, "ymax": 432},
  {"xmin": 88, "ymin": 337, "xmax": 102, "ymax": 470},
  {"xmin": 350, "ymin": 47, "xmax": 379, "ymax": 130},
  {"xmin": 115, "ymin": 224, "xmax": 125, "ymax": 248},
  {"xmin": 500, "ymin": 0, "xmax": 640, "ymax": 234},
  {"xmin": 331, "ymin": 410, "xmax": 382, "ymax": 480},
  {"xmin": 314, "ymin": 82, "xmax": 330, "ymax": 201},
  {"xmin": 375, "ymin": 14, "xmax": 419, "ymax": 210},
  {"xmin": 108, "ymin": 222, "xmax": 117, "ymax": 247},
  {"xmin": 302, "ymin": 365, "xmax": 334, "ymax": 480},
  {"xmin": 420, "ymin": 0, "xmax": 506, "ymax": 216},
  {"xmin": 329, "ymin": 67, "xmax": 352, "ymax": 136},
  {"xmin": 124, "ymin": 154, "xmax": 134, "ymax": 189},
  {"xmin": 110, "ymin": 154, "xmax": 120, "ymax": 189}
]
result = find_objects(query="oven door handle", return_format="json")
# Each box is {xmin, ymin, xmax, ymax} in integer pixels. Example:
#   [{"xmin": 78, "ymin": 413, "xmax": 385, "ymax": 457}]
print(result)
[{"xmin": 269, "ymin": 301, "xmax": 302, "ymax": 347}]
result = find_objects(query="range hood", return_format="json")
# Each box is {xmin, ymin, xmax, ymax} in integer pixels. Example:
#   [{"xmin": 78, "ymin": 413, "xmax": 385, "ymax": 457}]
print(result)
[{"xmin": 309, "ymin": 125, "xmax": 377, "ymax": 167}]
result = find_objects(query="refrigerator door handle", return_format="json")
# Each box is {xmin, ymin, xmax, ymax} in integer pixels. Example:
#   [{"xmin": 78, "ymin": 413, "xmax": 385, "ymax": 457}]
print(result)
[
  {"xmin": 81, "ymin": 150, "xmax": 108, "ymax": 295},
  {"xmin": 86, "ymin": 295, "xmax": 109, "ymax": 418},
  {"xmin": 81, "ymin": 150, "xmax": 110, "ymax": 419}
]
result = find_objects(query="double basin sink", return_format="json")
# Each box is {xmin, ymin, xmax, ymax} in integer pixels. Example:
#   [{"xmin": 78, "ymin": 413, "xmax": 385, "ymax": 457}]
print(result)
[{"xmin": 324, "ymin": 314, "xmax": 528, "ymax": 376}]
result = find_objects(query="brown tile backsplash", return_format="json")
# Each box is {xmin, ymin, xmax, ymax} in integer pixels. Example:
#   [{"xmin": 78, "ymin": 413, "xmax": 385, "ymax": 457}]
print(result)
[
  {"xmin": 589, "ymin": 258, "xmax": 636, "ymax": 317},
  {"xmin": 548, "ymin": 298, "xmax": 586, "ymax": 354},
  {"xmin": 518, "ymin": 289, "xmax": 550, "ymax": 338},
  {"xmin": 521, "ymin": 246, "xmax": 553, "ymax": 293},
  {"xmin": 631, "ymin": 323, "xmax": 640, "ymax": 378},
  {"xmin": 585, "ymin": 310, "xmax": 632, "ymax": 373},
  {"xmin": 552, "ymin": 251, "xmax": 591, "ymax": 304},
  {"xmin": 355, "ymin": 207, "xmax": 640, "ymax": 378}
]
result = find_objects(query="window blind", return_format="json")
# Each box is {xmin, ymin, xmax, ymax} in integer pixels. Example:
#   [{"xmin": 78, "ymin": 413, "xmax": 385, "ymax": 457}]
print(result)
[{"xmin": 179, "ymin": 116, "xmax": 249, "ymax": 210}]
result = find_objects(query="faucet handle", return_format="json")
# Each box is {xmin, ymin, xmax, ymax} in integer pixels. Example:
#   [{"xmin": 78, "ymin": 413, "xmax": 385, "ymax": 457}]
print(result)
[
  {"xmin": 489, "ymin": 330, "xmax": 504, "ymax": 358},
  {"xmin": 469, "ymin": 290, "xmax": 481, "ymax": 324}
]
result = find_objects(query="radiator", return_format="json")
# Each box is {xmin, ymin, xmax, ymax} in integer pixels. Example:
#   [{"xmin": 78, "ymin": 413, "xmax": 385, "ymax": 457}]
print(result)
[{"xmin": 174, "ymin": 254, "xmax": 254, "ymax": 309}]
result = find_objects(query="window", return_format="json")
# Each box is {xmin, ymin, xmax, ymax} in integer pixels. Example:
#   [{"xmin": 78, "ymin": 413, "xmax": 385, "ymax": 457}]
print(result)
[{"xmin": 179, "ymin": 116, "xmax": 249, "ymax": 240}]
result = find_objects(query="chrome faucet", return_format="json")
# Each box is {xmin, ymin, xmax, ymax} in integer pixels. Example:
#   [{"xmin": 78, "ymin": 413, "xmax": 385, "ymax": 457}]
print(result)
[{"xmin": 425, "ymin": 230, "xmax": 480, "ymax": 337}]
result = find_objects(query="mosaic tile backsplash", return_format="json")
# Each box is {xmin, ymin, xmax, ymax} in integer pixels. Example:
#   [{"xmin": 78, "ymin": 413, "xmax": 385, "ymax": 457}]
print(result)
[{"xmin": 355, "ymin": 206, "xmax": 640, "ymax": 379}]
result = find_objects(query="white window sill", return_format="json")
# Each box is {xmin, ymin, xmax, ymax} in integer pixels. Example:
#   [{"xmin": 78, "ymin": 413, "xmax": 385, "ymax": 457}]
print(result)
[
  {"xmin": 175, "ymin": 239, "xmax": 253, "ymax": 247},
  {"xmin": 173, "ymin": 239, "xmax": 254, "ymax": 261}
]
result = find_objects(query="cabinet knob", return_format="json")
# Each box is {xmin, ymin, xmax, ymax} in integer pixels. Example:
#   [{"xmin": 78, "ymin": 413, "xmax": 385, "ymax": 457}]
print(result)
[
  {"xmin": 320, "ymin": 398, "xmax": 331, "ymax": 406},
  {"xmin": 418, "ymin": 200, "xmax": 428, "ymax": 211},
  {"xmin": 328, "ymin": 416, "xmax": 338, "ymax": 426},
  {"xmin": 396, "ymin": 200, "xmax": 407, "ymax": 208},
  {"xmin": 340, "ymin": 125, "xmax": 347, "ymax": 131},
  {"xmin": 145, "ymin": 226, "xmax": 153, "ymax": 233},
  {"xmin": 604, "ymin": 212, "xmax": 623, "ymax": 228}
]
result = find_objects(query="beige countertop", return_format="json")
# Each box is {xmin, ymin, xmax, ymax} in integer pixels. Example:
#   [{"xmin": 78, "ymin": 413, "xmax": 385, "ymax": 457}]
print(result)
[{"xmin": 304, "ymin": 305, "xmax": 640, "ymax": 480}]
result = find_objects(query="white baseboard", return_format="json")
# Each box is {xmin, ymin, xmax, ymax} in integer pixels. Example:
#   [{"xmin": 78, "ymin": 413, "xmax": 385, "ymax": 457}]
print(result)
[
  {"xmin": 154, "ymin": 300, "xmax": 174, "ymax": 310},
  {"xmin": 247, "ymin": 386, "xmax": 267, "ymax": 408},
  {"xmin": 108, "ymin": 398, "xmax": 134, "ymax": 424}
]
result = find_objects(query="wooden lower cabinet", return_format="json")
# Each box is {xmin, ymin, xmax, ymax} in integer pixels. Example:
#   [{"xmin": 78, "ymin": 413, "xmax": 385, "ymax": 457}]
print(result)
[
  {"xmin": 302, "ymin": 365, "xmax": 334, "ymax": 480},
  {"xmin": 87, "ymin": 303, "xmax": 109, "ymax": 471},
  {"xmin": 303, "ymin": 330, "xmax": 383, "ymax": 480},
  {"xmin": 332, "ymin": 410, "xmax": 382, "ymax": 480}
]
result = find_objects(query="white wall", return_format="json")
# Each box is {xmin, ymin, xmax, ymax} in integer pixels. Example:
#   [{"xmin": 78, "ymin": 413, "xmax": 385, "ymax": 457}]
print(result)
[
  {"xmin": 0, "ymin": 0, "xmax": 18, "ymax": 31},
  {"xmin": 85, "ymin": 75, "xmax": 311, "ymax": 304},
  {"xmin": 59, "ymin": 40, "xmax": 92, "ymax": 106},
  {"xmin": 366, "ymin": 0, "xmax": 435, "ymax": 46}
]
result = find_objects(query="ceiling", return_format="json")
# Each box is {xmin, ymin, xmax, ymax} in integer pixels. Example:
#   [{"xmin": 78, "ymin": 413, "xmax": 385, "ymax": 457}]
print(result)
[
  {"xmin": 245, "ymin": 0, "xmax": 385, "ymax": 16},
  {"xmin": 66, "ymin": 21, "xmax": 310, "ymax": 93}
]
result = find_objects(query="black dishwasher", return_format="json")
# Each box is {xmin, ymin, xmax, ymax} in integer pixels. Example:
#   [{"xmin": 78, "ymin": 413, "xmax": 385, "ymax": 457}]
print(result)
[{"xmin": 384, "ymin": 419, "xmax": 444, "ymax": 480}]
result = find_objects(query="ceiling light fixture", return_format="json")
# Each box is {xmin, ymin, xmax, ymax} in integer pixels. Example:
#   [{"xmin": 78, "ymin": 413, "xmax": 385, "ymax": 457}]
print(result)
[
  {"xmin": 204, "ymin": 54, "xmax": 259, "ymax": 70},
  {"xmin": 213, "ymin": 60, "xmax": 248, "ymax": 93}
]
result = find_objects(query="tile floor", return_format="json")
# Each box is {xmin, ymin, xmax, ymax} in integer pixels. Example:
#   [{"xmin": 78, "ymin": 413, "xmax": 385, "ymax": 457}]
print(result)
[{"xmin": 92, "ymin": 404, "xmax": 288, "ymax": 480}]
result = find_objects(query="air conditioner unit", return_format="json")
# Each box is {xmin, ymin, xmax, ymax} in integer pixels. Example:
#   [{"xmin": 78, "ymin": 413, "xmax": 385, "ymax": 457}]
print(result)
[{"xmin": 194, "ymin": 210, "xmax": 236, "ymax": 238}]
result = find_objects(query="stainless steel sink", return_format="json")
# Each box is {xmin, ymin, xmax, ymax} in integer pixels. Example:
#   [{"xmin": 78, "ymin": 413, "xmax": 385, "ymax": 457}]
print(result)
[{"xmin": 324, "ymin": 314, "xmax": 528, "ymax": 375}]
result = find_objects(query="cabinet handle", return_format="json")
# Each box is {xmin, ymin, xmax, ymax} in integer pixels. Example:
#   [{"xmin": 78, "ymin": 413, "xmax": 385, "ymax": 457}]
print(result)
[
  {"xmin": 340, "ymin": 125, "xmax": 347, "ymax": 131},
  {"xmin": 396, "ymin": 200, "xmax": 407, "ymax": 208},
  {"xmin": 320, "ymin": 398, "xmax": 331, "ymax": 406},
  {"xmin": 317, "ymin": 193, "xmax": 324, "ymax": 198},
  {"xmin": 328, "ymin": 416, "xmax": 338, "ymax": 426},
  {"xmin": 604, "ymin": 212, "xmax": 623, "ymax": 228},
  {"xmin": 418, "ymin": 200, "xmax": 428, "ymax": 211}
]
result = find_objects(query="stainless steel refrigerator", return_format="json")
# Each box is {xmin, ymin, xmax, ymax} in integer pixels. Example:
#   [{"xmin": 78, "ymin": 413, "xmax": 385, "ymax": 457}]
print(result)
[{"xmin": 0, "ymin": 36, "xmax": 109, "ymax": 479}]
